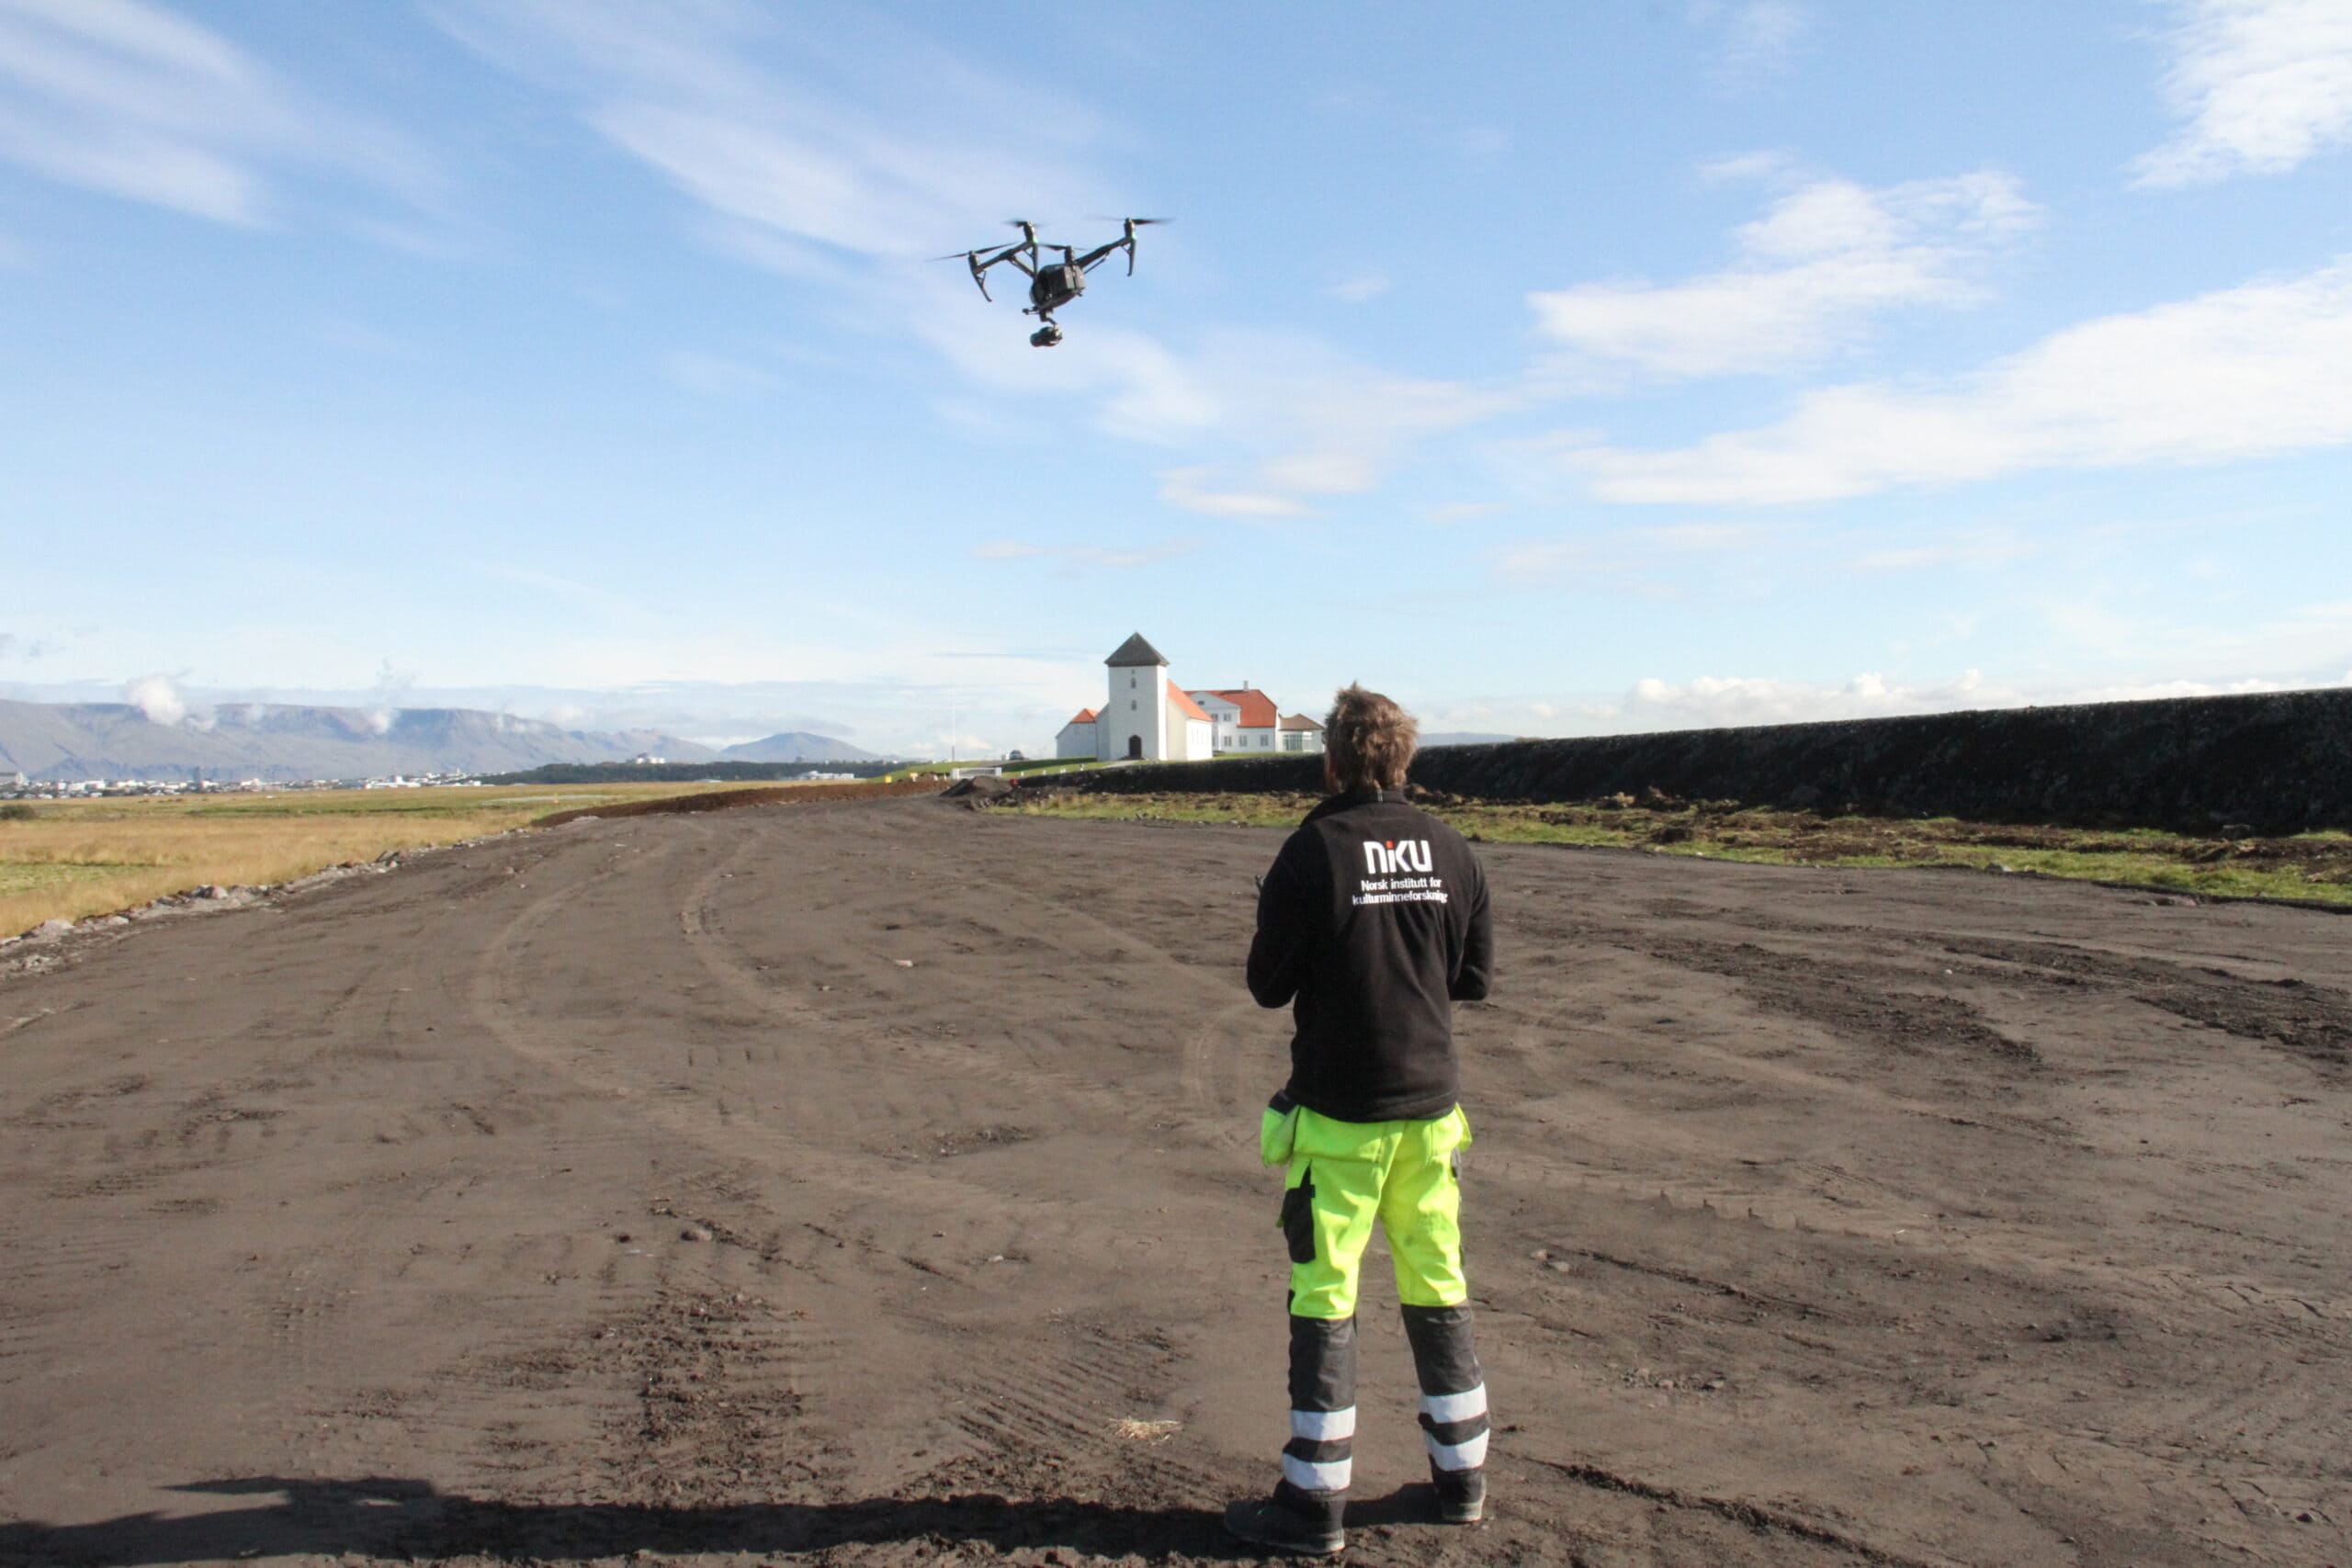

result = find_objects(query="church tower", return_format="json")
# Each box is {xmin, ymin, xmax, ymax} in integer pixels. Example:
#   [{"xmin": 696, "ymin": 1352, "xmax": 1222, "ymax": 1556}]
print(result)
[{"xmin": 1102, "ymin": 632, "xmax": 1170, "ymax": 761}]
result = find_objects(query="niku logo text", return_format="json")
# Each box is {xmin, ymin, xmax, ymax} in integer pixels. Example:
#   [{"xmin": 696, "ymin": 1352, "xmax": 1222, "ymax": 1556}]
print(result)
[{"xmin": 1362, "ymin": 839, "xmax": 1434, "ymax": 874}]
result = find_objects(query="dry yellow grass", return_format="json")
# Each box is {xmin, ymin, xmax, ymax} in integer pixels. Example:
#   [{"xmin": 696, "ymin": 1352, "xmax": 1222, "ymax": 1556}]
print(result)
[{"xmin": 0, "ymin": 783, "xmax": 744, "ymax": 936}]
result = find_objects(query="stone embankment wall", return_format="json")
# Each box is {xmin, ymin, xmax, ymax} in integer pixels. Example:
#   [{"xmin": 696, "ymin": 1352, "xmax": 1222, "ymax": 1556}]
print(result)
[{"xmin": 1057, "ymin": 688, "xmax": 2352, "ymax": 829}]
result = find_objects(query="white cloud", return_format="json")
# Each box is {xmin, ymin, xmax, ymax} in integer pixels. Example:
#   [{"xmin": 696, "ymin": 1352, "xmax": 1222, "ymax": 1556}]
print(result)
[
  {"xmin": 910, "ymin": 299, "xmax": 1223, "ymax": 446},
  {"xmin": 123, "ymin": 672, "xmax": 186, "ymax": 725},
  {"xmin": 1156, "ymin": 468, "xmax": 1309, "ymax": 519},
  {"xmin": 1555, "ymin": 255, "xmax": 2352, "ymax": 504},
  {"xmin": 432, "ymin": 0, "xmax": 1102, "ymax": 261},
  {"xmin": 438, "ymin": 2, "xmax": 1513, "ymax": 515},
  {"xmin": 2134, "ymin": 0, "xmax": 2352, "ymax": 186},
  {"xmin": 0, "ymin": 0, "xmax": 432, "ymax": 225},
  {"xmin": 1328, "ymin": 270, "xmax": 1390, "ymax": 303},
  {"xmin": 1529, "ymin": 169, "xmax": 2036, "ymax": 379},
  {"xmin": 1617, "ymin": 669, "xmax": 1996, "ymax": 728},
  {"xmin": 1149, "ymin": 345, "xmax": 1517, "ymax": 517},
  {"xmin": 1690, "ymin": 1, "xmax": 1815, "ymax": 88},
  {"xmin": 1850, "ymin": 530, "xmax": 2038, "ymax": 571},
  {"xmin": 364, "ymin": 658, "xmax": 414, "ymax": 735},
  {"xmin": 1603, "ymin": 668, "xmax": 2325, "ymax": 729},
  {"xmin": 972, "ymin": 536, "xmax": 1201, "ymax": 571},
  {"xmin": 1696, "ymin": 149, "xmax": 1796, "ymax": 185},
  {"xmin": 1425, "ymin": 502, "xmax": 1506, "ymax": 525},
  {"xmin": 1428, "ymin": 662, "xmax": 2348, "ymax": 740}
]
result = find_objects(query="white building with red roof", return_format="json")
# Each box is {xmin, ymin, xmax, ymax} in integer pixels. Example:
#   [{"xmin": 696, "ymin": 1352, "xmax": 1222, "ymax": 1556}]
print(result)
[
  {"xmin": 1183, "ymin": 684, "xmax": 1326, "ymax": 754},
  {"xmin": 1057, "ymin": 633, "xmax": 1216, "ymax": 761},
  {"xmin": 1057, "ymin": 634, "xmax": 1325, "ymax": 761}
]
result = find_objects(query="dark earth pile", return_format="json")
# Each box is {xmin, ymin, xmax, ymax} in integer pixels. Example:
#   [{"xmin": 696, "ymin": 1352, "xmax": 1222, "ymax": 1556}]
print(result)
[{"xmin": 1065, "ymin": 687, "xmax": 2352, "ymax": 830}]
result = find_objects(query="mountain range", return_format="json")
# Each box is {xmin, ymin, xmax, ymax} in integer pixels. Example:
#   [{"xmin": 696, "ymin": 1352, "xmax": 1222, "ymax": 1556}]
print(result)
[
  {"xmin": 0, "ymin": 699, "xmax": 875, "ymax": 783},
  {"xmin": 718, "ymin": 731, "xmax": 882, "ymax": 763}
]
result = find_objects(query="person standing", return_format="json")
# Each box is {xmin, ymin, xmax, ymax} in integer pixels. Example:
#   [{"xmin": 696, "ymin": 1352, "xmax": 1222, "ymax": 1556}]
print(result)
[{"xmin": 1225, "ymin": 684, "xmax": 1495, "ymax": 1556}]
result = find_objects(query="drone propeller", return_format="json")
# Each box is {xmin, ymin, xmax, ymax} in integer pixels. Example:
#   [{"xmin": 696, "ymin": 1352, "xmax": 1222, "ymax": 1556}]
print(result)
[
  {"xmin": 1080, "ymin": 217, "xmax": 1170, "ymax": 275},
  {"xmin": 932, "ymin": 246, "xmax": 1001, "ymax": 302}
]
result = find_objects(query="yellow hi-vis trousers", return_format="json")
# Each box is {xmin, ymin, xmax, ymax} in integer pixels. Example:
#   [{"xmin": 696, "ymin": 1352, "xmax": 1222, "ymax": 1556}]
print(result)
[{"xmin": 1262, "ymin": 1102, "xmax": 1472, "ymax": 1319}]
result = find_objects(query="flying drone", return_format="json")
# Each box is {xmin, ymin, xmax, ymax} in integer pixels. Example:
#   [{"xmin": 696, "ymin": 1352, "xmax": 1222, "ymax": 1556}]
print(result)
[{"xmin": 935, "ymin": 218, "xmax": 1167, "ymax": 346}]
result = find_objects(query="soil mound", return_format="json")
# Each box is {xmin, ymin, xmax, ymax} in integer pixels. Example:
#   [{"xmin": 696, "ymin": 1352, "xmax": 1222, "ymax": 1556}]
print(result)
[
  {"xmin": 939, "ymin": 773, "xmax": 1014, "ymax": 804},
  {"xmin": 1069, "ymin": 686, "xmax": 2352, "ymax": 830}
]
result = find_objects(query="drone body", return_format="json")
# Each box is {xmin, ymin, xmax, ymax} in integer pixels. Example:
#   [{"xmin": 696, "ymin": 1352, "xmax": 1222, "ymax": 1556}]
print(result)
[{"xmin": 937, "ymin": 218, "xmax": 1165, "ymax": 346}]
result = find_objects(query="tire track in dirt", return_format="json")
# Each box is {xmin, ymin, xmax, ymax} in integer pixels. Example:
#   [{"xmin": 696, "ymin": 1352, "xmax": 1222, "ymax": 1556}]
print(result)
[
  {"xmin": 458, "ymin": 812, "xmax": 1267, "ymax": 1517},
  {"xmin": 1938, "ymin": 934, "xmax": 2352, "ymax": 1068},
  {"xmin": 6, "ymin": 799, "xmax": 2350, "ymax": 1565}
]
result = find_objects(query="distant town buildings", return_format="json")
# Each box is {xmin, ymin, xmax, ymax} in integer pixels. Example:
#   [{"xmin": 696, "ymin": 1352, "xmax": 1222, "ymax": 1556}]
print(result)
[
  {"xmin": 1057, "ymin": 633, "xmax": 1325, "ymax": 761},
  {"xmin": 0, "ymin": 773, "xmax": 479, "ymax": 799}
]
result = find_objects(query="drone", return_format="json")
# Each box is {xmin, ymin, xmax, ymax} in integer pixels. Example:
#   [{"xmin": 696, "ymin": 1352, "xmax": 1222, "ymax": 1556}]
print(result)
[{"xmin": 935, "ymin": 218, "xmax": 1167, "ymax": 346}]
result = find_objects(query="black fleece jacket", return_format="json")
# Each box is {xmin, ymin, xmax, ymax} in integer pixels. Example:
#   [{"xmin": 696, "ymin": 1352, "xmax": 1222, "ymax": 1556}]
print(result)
[{"xmin": 1247, "ymin": 785, "xmax": 1493, "ymax": 1122}]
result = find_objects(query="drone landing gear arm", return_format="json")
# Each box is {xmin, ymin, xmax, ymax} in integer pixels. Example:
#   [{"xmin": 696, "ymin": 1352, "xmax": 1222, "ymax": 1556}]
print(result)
[{"xmin": 967, "ymin": 243, "xmax": 1039, "ymax": 302}]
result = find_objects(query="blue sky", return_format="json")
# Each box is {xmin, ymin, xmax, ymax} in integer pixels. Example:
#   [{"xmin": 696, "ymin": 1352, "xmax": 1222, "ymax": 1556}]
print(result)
[{"xmin": 3, "ymin": 0, "xmax": 2349, "ymax": 755}]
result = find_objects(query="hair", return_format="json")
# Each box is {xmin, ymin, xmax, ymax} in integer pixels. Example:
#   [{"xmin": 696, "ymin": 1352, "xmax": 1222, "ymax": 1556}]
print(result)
[{"xmin": 1324, "ymin": 683, "xmax": 1418, "ymax": 792}]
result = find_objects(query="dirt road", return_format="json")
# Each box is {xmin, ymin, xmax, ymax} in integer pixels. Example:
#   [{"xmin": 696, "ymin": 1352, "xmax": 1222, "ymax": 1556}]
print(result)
[{"xmin": 3, "ymin": 798, "xmax": 2346, "ymax": 1566}]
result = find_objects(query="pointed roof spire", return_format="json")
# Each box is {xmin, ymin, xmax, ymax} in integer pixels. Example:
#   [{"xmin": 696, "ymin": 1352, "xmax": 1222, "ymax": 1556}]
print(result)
[{"xmin": 1104, "ymin": 632, "xmax": 1168, "ymax": 668}]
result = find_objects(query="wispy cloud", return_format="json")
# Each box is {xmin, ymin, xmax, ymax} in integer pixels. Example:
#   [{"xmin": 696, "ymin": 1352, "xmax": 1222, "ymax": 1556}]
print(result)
[
  {"xmin": 1849, "ymin": 529, "xmax": 2039, "ymax": 571},
  {"xmin": 1328, "ymin": 270, "xmax": 1390, "ymax": 303},
  {"xmin": 910, "ymin": 301, "xmax": 1223, "ymax": 447},
  {"xmin": 1549, "ymin": 254, "xmax": 2352, "ymax": 504},
  {"xmin": 1156, "ymin": 468, "xmax": 1309, "ymax": 519},
  {"xmin": 431, "ymin": 0, "xmax": 1103, "ymax": 261},
  {"xmin": 123, "ymin": 671, "xmax": 191, "ymax": 725},
  {"xmin": 1425, "ymin": 502, "xmax": 1506, "ymax": 525},
  {"xmin": 1529, "ymin": 167, "xmax": 2037, "ymax": 380},
  {"xmin": 1690, "ymin": 0, "xmax": 1815, "ymax": 91},
  {"xmin": 2038, "ymin": 592, "xmax": 2352, "ymax": 678},
  {"xmin": 972, "ymin": 536, "xmax": 1202, "ymax": 572},
  {"xmin": 0, "ymin": 0, "xmax": 434, "ymax": 226},
  {"xmin": 1151, "ymin": 341, "xmax": 1517, "ymax": 517},
  {"xmin": 480, "ymin": 563, "xmax": 655, "ymax": 628},
  {"xmin": 1423, "ymin": 660, "xmax": 2347, "ymax": 740},
  {"xmin": 436, "ymin": 1, "xmax": 1517, "ymax": 520},
  {"xmin": 2134, "ymin": 0, "xmax": 2352, "ymax": 186}
]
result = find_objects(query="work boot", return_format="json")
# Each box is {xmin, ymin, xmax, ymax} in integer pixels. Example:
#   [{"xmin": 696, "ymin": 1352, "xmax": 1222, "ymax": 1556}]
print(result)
[
  {"xmin": 1223, "ymin": 1490, "xmax": 1345, "ymax": 1556},
  {"xmin": 1430, "ymin": 1459, "xmax": 1486, "ymax": 1524}
]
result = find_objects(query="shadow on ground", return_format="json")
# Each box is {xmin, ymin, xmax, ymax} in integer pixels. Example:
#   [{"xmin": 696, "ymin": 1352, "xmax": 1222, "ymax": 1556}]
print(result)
[{"xmin": 0, "ymin": 1476, "xmax": 1454, "ymax": 1564}]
